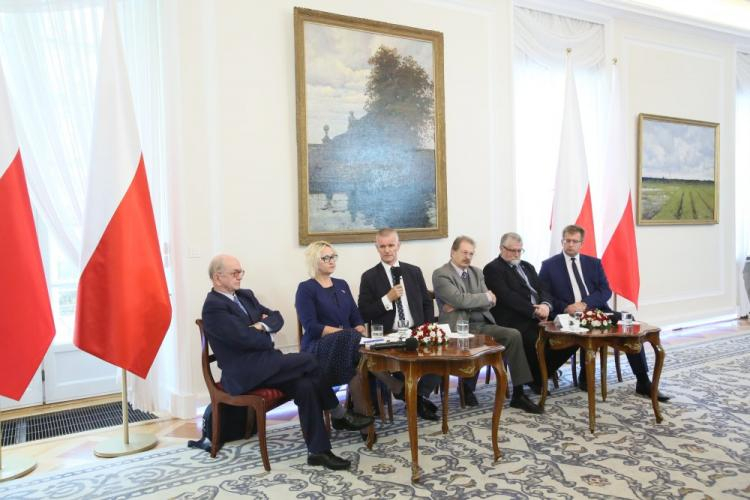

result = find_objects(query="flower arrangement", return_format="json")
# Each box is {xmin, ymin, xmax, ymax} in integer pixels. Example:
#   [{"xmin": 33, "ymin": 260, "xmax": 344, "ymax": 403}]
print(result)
[
  {"xmin": 411, "ymin": 323, "xmax": 448, "ymax": 345},
  {"xmin": 579, "ymin": 309, "xmax": 613, "ymax": 329}
]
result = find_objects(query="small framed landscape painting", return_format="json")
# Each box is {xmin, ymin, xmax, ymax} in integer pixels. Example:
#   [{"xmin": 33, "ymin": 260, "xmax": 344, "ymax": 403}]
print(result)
[
  {"xmin": 294, "ymin": 7, "xmax": 447, "ymax": 244},
  {"xmin": 637, "ymin": 113, "xmax": 719, "ymax": 225}
]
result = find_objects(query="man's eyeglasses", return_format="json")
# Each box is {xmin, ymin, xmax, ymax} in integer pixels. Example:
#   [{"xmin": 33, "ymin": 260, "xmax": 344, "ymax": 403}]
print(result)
[
  {"xmin": 224, "ymin": 269, "xmax": 245, "ymax": 278},
  {"xmin": 562, "ymin": 239, "xmax": 582, "ymax": 244},
  {"xmin": 320, "ymin": 254, "xmax": 339, "ymax": 263},
  {"xmin": 502, "ymin": 246, "xmax": 525, "ymax": 255}
]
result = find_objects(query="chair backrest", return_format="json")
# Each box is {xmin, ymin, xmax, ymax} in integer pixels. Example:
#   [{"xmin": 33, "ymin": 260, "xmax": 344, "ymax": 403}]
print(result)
[
  {"xmin": 196, "ymin": 319, "xmax": 222, "ymax": 399},
  {"xmin": 427, "ymin": 289, "xmax": 438, "ymax": 322}
]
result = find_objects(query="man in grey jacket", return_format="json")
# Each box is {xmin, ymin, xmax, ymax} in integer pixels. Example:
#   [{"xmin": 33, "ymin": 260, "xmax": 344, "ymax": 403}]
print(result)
[{"xmin": 432, "ymin": 236, "xmax": 542, "ymax": 413}]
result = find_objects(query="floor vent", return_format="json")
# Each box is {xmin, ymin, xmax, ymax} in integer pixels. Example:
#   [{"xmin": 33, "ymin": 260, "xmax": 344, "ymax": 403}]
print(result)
[{"xmin": 1, "ymin": 402, "xmax": 157, "ymax": 445}]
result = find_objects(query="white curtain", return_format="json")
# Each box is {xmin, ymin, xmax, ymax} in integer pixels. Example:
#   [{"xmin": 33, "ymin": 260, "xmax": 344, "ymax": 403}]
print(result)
[
  {"xmin": 737, "ymin": 52, "xmax": 750, "ymax": 316},
  {"xmin": 0, "ymin": 0, "xmax": 172, "ymax": 412},
  {"xmin": 513, "ymin": 7, "xmax": 607, "ymax": 267}
]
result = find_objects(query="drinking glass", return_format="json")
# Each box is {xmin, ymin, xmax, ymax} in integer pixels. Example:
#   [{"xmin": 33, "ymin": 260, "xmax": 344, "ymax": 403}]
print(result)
[
  {"xmin": 371, "ymin": 323, "xmax": 384, "ymax": 338},
  {"xmin": 397, "ymin": 320, "xmax": 410, "ymax": 339},
  {"xmin": 621, "ymin": 312, "xmax": 633, "ymax": 326},
  {"xmin": 456, "ymin": 319, "xmax": 470, "ymax": 336},
  {"xmin": 458, "ymin": 336, "xmax": 471, "ymax": 351}
]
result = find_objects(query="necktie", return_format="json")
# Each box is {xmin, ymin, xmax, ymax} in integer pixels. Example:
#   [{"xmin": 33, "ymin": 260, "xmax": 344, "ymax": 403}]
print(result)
[
  {"xmin": 570, "ymin": 258, "xmax": 588, "ymax": 300},
  {"xmin": 391, "ymin": 267, "xmax": 406, "ymax": 323},
  {"xmin": 513, "ymin": 264, "xmax": 539, "ymax": 304},
  {"xmin": 461, "ymin": 270, "xmax": 469, "ymax": 280},
  {"xmin": 233, "ymin": 294, "xmax": 250, "ymax": 317}
]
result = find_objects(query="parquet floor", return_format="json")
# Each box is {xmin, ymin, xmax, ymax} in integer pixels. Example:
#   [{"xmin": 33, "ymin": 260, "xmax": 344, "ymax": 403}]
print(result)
[{"xmin": 2, "ymin": 318, "xmax": 747, "ymax": 478}]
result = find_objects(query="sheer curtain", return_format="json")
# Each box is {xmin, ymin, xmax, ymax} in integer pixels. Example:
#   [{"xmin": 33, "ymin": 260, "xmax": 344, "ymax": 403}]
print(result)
[
  {"xmin": 737, "ymin": 52, "xmax": 750, "ymax": 315},
  {"xmin": 0, "ymin": 0, "xmax": 172, "ymax": 411},
  {"xmin": 513, "ymin": 7, "xmax": 607, "ymax": 267}
]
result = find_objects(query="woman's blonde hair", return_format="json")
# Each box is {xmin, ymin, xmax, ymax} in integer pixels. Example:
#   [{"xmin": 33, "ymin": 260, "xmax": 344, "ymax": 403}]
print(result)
[{"xmin": 304, "ymin": 240, "xmax": 334, "ymax": 278}]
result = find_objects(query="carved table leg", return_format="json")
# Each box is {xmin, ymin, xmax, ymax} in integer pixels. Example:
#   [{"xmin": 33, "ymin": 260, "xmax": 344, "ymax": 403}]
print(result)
[
  {"xmin": 492, "ymin": 356, "xmax": 507, "ymax": 462},
  {"xmin": 441, "ymin": 368, "xmax": 449, "ymax": 435},
  {"xmin": 650, "ymin": 339, "xmax": 665, "ymax": 423},
  {"xmin": 600, "ymin": 346, "xmax": 607, "ymax": 402},
  {"xmin": 405, "ymin": 363, "xmax": 420, "ymax": 482},
  {"xmin": 585, "ymin": 348, "xmax": 597, "ymax": 433}
]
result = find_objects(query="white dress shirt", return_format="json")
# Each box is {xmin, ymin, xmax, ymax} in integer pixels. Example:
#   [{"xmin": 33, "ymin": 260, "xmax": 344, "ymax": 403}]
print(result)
[
  {"xmin": 380, "ymin": 261, "xmax": 415, "ymax": 329},
  {"xmin": 564, "ymin": 253, "xmax": 589, "ymax": 302}
]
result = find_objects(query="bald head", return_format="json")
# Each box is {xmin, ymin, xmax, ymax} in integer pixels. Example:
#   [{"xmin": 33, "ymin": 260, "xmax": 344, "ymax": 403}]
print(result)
[{"xmin": 209, "ymin": 254, "xmax": 244, "ymax": 293}]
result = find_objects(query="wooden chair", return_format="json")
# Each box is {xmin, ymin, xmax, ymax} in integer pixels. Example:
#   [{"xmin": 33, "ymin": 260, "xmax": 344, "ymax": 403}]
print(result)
[{"xmin": 196, "ymin": 319, "xmax": 291, "ymax": 471}]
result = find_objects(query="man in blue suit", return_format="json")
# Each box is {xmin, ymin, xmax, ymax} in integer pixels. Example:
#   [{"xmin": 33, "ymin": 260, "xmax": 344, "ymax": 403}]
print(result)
[
  {"xmin": 539, "ymin": 225, "xmax": 669, "ymax": 402},
  {"xmin": 201, "ymin": 254, "xmax": 373, "ymax": 470}
]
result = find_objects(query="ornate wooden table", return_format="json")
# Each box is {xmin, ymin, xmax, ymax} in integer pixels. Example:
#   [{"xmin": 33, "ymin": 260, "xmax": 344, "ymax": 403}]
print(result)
[
  {"xmin": 536, "ymin": 321, "xmax": 665, "ymax": 433},
  {"xmin": 358, "ymin": 335, "xmax": 507, "ymax": 482}
]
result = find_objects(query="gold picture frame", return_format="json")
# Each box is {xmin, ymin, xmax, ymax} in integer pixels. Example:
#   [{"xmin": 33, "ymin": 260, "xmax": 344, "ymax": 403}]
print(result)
[
  {"xmin": 637, "ymin": 113, "xmax": 719, "ymax": 225},
  {"xmin": 294, "ymin": 7, "xmax": 447, "ymax": 244}
]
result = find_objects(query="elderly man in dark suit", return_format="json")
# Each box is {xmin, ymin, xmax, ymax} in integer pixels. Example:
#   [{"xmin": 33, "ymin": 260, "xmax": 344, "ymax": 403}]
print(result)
[
  {"xmin": 358, "ymin": 228, "xmax": 441, "ymax": 421},
  {"xmin": 483, "ymin": 232, "xmax": 577, "ymax": 392},
  {"xmin": 539, "ymin": 225, "xmax": 670, "ymax": 402},
  {"xmin": 432, "ymin": 236, "xmax": 542, "ymax": 413},
  {"xmin": 201, "ymin": 254, "xmax": 373, "ymax": 471}
]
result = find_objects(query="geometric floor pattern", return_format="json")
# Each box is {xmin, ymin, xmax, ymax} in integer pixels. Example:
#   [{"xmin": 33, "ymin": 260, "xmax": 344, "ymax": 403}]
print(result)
[{"xmin": 2, "ymin": 331, "xmax": 749, "ymax": 499}]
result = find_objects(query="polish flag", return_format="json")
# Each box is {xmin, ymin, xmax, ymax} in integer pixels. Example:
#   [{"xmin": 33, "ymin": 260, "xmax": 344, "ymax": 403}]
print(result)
[
  {"xmin": 0, "ymin": 59, "xmax": 55, "ymax": 400},
  {"xmin": 600, "ymin": 62, "xmax": 640, "ymax": 306},
  {"xmin": 74, "ymin": 1, "xmax": 171, "ymax": 378},
  {"xmin": 549, "ymin": 55, "xmax": 597, "ymax": 257}
]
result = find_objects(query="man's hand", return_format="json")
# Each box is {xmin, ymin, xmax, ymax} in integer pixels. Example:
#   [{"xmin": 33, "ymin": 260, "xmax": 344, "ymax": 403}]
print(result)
[
  {"xmin": 251, "ymin": 322, "xmax": 265, "ymax": 330},
  {"xmin": 486, "ymin": 290, "xmax": 497, "ymax": 306},
  {"xmin": 564, "ymin": 302, "xmax": 587, "ymax": 314},
  {"xmin": 534, "ymin": 304, "xmax": 550, "ymax": 320},
  {"xmin": 355, "ymin": 325, "xmax": 367, "ymax": 336},
  {"xmin": 442, "ymin": 303, "xmax": 455, "ymax": 313},
  {"xmin": 386, "ymin": 284, "xmax": 404, "ymax": 302}
]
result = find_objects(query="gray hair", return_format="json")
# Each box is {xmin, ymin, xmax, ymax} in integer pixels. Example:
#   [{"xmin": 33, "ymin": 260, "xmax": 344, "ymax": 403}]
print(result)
[
  {"xmin": 500, "ymin": 232, "xmax": 522, "ymax": 247},
  {"xmin": 208, "ymin": 254, "xmax": 227, "ymax": 280},
  {"xmin": 304, "ymin": 240, "xmax": 333, "ymax": 278},
  {"xmin": 375, "ymin": 228, "xmax": 399, "ymax": 241}
]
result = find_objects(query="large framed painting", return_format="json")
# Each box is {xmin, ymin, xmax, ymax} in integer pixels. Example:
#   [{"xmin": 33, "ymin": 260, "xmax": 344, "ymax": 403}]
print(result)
[
  {"xmin": 637, "ymin": 113, "xmax": 719, "ymax": 225},
  {"xmin": 294, "ymin": 8, "xmax": 447, "ymax": 244}
]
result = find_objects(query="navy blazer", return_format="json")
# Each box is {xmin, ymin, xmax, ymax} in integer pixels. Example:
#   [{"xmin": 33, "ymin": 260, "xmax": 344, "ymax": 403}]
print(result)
[
  {"xmin": 357, "ymin": 261, "xmax": 434, "ymax": 333},
  {"xmin": 201, "ymin": 289, "xmax": 284, "ymax": 395},
  {"xmin": 538, "ymin": 252, "xmax": 612, "ymax": 317},
  {"xmin": 483, "ymin": 256, "xmax": 551, "ymax": 332},
  {"xmin": 295, "ymin": 278, "xmax": 363, "ymax": 352}
]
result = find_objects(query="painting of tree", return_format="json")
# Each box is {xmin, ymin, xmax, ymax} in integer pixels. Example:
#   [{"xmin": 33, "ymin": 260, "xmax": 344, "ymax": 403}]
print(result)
[{"xmin": 294, "ymin": 8, "xmax": 447, "ymax": 244}]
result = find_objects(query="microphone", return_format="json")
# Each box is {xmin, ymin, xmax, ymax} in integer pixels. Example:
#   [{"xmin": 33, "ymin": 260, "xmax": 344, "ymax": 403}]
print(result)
[
  {"xmin": 391, "ymin": 266, "xmax": 402, "ymax": 285},
  {"xmin": 368, "ymin": 337, "xmax": 418, "ymax": 351}
]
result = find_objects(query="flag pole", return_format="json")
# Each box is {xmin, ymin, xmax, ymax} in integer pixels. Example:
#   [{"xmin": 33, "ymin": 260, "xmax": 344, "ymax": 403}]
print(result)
[
  {"xmin": 0, "ymin": 412, "xmax": 36, "ymax": 482},
  {"xmin": 93, "ymin": 368, "xmax": 157, "ymax": 458}
]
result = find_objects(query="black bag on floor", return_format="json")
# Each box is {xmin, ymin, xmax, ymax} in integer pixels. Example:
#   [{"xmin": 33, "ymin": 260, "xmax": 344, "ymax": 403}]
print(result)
[{"xmin": 187, "ymin": 403, "xmax": 256, "ymax": 453}]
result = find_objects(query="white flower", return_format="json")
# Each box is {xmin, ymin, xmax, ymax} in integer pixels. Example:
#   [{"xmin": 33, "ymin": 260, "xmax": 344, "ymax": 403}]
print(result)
[{"xmin": 592, "ymin": 320, "xmax": 601, "ymax": 327}]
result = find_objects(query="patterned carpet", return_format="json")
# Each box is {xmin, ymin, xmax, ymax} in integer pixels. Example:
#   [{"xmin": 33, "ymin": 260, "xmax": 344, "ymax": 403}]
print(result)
[{"xmin": 2, "ymin": 332, "xmax": 749, "ymax": 499}]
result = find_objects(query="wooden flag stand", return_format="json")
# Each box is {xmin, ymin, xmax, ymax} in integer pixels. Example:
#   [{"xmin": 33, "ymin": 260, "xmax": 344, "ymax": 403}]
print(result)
[
  {"xmin": 94, "ymin": 369, "xmax": 157, "ymax": 458},
  {"xmin": 0, "ymin": 416, "xmax": 36, "ymax": 482}
]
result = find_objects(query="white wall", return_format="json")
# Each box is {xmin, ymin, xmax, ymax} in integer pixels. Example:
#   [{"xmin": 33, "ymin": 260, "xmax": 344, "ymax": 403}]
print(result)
[
  {"xmin": 160, "ymin": 0, "xmax": 514, "ymax": 416},
  {"xmin": 159, "ymin": 0, "xmax": 747, "ymax": 416}
]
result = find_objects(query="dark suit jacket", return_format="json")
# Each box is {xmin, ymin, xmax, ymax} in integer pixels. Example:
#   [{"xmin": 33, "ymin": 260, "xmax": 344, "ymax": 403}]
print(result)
[
  {"xmin": 538, "ymin": 252, "xmax": 612, "ymax": 317},
  {"xmin": 358, "ymin": 261, "xmax": 434, "ymax": 333},
  {"xmin": 201, "ymin": 289, "xmax": 284, "ymax": 395},
  {"xmin": 483, "ymin": 256, "xmax": 551, "ymax": 333}
]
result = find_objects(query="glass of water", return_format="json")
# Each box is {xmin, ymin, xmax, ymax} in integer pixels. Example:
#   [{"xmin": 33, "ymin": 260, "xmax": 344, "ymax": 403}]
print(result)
[
  {"xmin": 371, "ymin": 323, "xmax": 384, "ymax": 338},
  {"xmin": 573, "ymin": 311, "xmax": 583, "ymax": 328},
  {"xmin": 456, "ymin": 319, "xmax": 470, "ymax": 337},
  {"xmin": 397, "ymin": 320, "xmax": 410, "ymax": 339}
]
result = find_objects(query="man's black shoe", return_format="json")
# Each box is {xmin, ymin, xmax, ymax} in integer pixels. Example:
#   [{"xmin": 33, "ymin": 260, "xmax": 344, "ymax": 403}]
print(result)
[
  {"xmin": 510, "ymin": 394, "xmax": 544, "ymax": 414},
  {"xmin": 635, "ymin": 384, "xmax": 671, "ymax": 402},
  {"xmin": 417, "ymin": 398, "xmax": 440, "ymax": 421},
  {"xmin": 307, "ymin": 450, "xmax": 351, "ymax": 470},
  {"xmin": 331, "ymin": 411, "xmax": 374, "ymax": 431},
  {"xmin": 421, "ymin": 397, "xmax": 438, "ymax": 413},
  {"xmin": 463, "ymin": 389, "xmax": 479, "ymax": 407}
]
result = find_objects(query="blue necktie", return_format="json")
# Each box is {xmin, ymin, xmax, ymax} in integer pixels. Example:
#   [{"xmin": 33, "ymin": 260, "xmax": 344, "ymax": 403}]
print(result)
[
  {"xmin": 513, "ymin": 264, "xmax": 539, "ymax": 304},
  {"xmin": 233, "ymin": 295, "xmax": 249, "ymax": 317}
]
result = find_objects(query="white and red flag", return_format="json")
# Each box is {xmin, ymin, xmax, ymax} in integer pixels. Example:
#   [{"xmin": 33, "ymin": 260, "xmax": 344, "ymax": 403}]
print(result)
[
  {"xmin": 74, "ymin": 1, "xmax": 171, "ymax": 378},
  {"xmin": 0, "ymin": 59, "xmax": 55, "ymax": 400},
  {"xmin": 549, "ymin": 55, "xmax": 597, "ymax": 257},
  {"xmin": 600, "ymin": 62, "xmax": 640, "ymax": 306}
]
